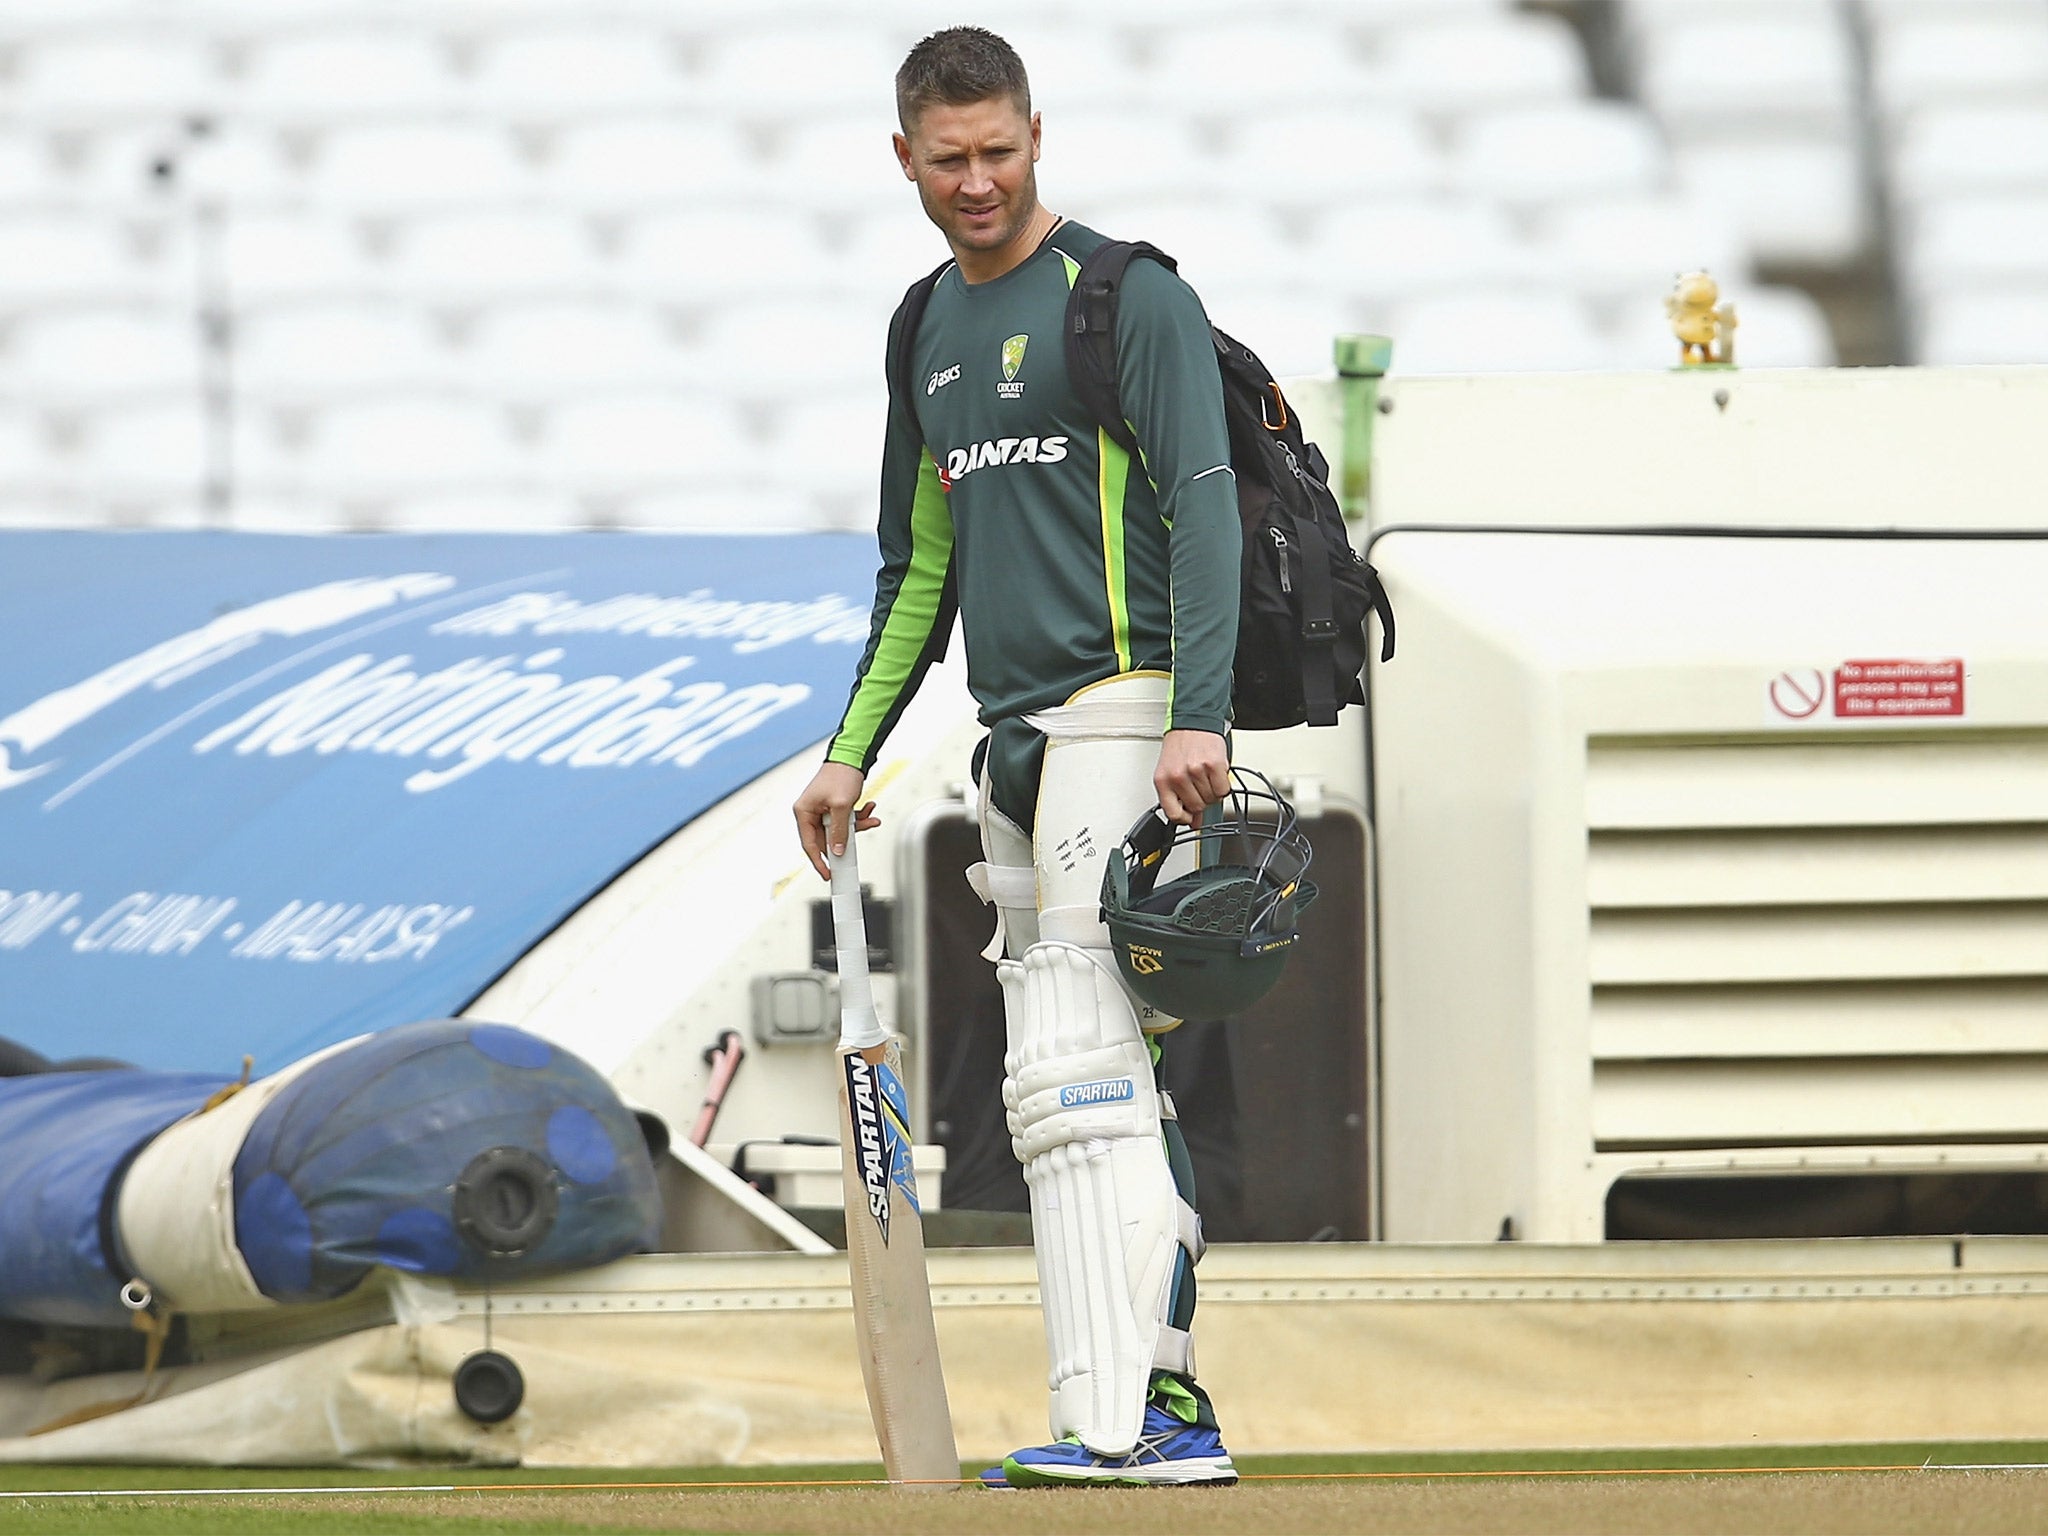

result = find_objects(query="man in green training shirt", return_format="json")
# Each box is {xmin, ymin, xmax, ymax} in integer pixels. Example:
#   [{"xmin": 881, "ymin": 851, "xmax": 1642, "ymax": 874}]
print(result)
[{"xmin": 792, "ymin": 26, "xmax": 1241, "ymax": 1488}]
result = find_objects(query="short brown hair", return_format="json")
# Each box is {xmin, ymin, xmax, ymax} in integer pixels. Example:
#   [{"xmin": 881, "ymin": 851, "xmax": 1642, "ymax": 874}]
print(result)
[{"xmin": 895, "ymin": 26, "xmax": 1030, "ymax": 133}]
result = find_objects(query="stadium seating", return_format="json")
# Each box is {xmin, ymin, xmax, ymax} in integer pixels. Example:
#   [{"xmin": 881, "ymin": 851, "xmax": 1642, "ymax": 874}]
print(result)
[
  {"xmin": 235, "ymin": 301, "xmax": 455, "ymax": 398},
  {"xmin": 544, "ymin": 117, "xmax": 762, "ymax": 209},
  {"xmin": 1626, "ymin": 8, "xmax": 1869, "ymax": 266},
  {"xmin": 1868, "ymin": 15, "xmax": 2048, "ymax": 120},
  {"xmin": 233, "ymin": 29, "xmax": 464, "ymax": 119},
  {"xmin": 1311, "ymin": 198, "xmax": 1526, "ymax": 318},
  {"xmin": 1890, "ymin": 105, "xmax": 2048, "ymax": 207},
  {"xmin": 11, "ymin": 34, "xmax": 221, "ymax": 123},
  {"xmin": 372, "ymin": 490, "xmax": 590, "ymax": 531},
  {"xmin": 469, "ymin": 25, "xmax": 691, "ymax": 118},
  {"xmin": 764, "ymin": 113, "xmax": 907, "ymax": 217},
  {"xmin": 303, "ymin": 124, "xmax": 535, "ymax": 212},
  {"xmin": 1217, "ymin": 109, "xmax": 1447, "ymax": 205},
  {"xmin": 695, "ymin": 296, "xmax": 891, "ymax": 398},
  {"xmin": 1671, "ymin": 136, "xmax": 1868, "ymax": 269},
  {"xmin": 462, "ymin": 299, "xmax": 692, "ymax": 396},
  {"xmin": 1036, "ymin": 114, "xmax": 1207, "ymax": 212},
  {"xmin": 0, "ymin": 407, "xmax": 54, "ymax": 504},
  {"xmin": 1140, "ymin": 23, "xmax": 1382, "ymax": 111},
  {"xmin": 385, "ymin": 209, "xmax": 601, "ymax": 302},
  {"xmin": 70, "ymin": 400, "xmax": 212, "ymax": 497},
  {"xmin": 11, "ymin": 307, "xmax": 202, "ymax": 401},
  {"xmin": 219, "ymin": 211, "xmax": 370, "ymax": 302},
  {"xmin": 6, "ymin": 0, "xmax": 2043, "ymax": 528},
  {"xmin": 0, "ymin": 213, "xmax": 170, "ymax": 305},
  {"xmin": 1446, "ymin": 102, "xmax": 1669, "ymax": 213},
  {"xmin": 614, "ymin": 208, "xmax": 824, "ymax": 301},
  {"xmin": 536, "ymin": 393, "xmax": 753, "ymax": 491},
  {"xmin": 694, "ymin": 28, "xmax": 910, "ymax": 114},
  {"xmin": 1374, "ymin": 15, "xmax": 1590, "ymax": 114},
  {"xmin": 1915, "ymin": 286, "xmax": 2048, "ymax": 365},
  {"xmin": 1528, "ymin": 193, "xmax": 1753, "ymax": 311},
  {"xmin": 285, "ymin": 394, "xmax": 521, "ymax": 493},
  {"xmin": 0, "ymin": 133, "xmax": 61, "ymax": 204},
  {"xmin": 1387, "ymin": 291, "xmax": 1618, "ymax": 374}
]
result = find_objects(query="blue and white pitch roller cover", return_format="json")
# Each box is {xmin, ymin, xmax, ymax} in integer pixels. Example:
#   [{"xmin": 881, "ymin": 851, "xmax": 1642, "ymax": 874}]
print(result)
[
  {"xmin": 0, "ymin": 1069, "xmax": 233, "ymax": 1328},
  {"xmin": 110, "ymin": 1020, "xmax": 662, "ymax": 1313}
]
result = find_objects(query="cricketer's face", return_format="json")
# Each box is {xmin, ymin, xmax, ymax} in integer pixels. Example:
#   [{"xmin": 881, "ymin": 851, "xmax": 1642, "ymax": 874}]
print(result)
[{"xmin": 894, "ymin": 95, "xmax": 1042, "ymax": 264}]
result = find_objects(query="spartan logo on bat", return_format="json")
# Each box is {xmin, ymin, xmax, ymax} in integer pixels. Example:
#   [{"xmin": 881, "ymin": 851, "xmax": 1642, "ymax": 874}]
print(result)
[{"xmin": 845, "ymin": 1053, "xmax": 893, "ymax": 1245}]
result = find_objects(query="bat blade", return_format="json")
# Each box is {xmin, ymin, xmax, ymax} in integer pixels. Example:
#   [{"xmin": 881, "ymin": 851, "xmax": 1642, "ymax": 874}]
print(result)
[{"xmin": 839, "ymin": 1039, "xmax": 959, "ymax": 1486}]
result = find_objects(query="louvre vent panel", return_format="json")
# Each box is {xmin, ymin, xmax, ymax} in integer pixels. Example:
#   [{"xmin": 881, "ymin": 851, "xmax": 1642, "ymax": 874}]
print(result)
[
  {"xmin": 1590, "ymin": 902, "xmax": 2048, "ymax": 985},
  {"xmin": 1584, "ymin": 730, "xmax": 2048, "ymax": 1154},
  {"xmin": 1593, "ymin": 1058, "xmax": 2048, "ymax": 1151},
  {"xmin": 1585, "ymin": 734, "xmax": 2048, "ymax": 830},
  {"xmin": 1592, "ymin": 979, "xmax": 2048, "ymax": 1061},
  {"xmin": 1589, "ymin": 825, "xmax": 2048, "ymax": 907}
]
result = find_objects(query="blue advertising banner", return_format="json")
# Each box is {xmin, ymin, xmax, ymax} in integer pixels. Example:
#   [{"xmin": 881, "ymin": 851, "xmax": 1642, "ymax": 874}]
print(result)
[{"xmin": 0, "ymin": 530, "xmax": 875, "ymax": 1073}]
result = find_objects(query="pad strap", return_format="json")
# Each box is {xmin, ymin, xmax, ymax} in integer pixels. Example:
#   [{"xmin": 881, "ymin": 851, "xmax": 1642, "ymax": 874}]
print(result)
[
  {"xmin": 1155, "ymin": 1324, "xmax": 1195, "ymax": 1377},
  {"xmin": 966, "ymin": 859, "xmax": 1037, "ymax": 961},
  {"xmin": 973, "ymin": 769, "xmax": 1038, "ymax": 961}
]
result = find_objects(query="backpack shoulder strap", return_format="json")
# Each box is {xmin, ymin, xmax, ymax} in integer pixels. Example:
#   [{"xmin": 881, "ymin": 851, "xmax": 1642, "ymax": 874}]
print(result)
[
  {"xmin": 888, "ymin": 259, "xmax": 955, "ymax": 426},
  {"xmin": 1062, "ymin": 239, "xmax": 1177, "ymax": 453}
]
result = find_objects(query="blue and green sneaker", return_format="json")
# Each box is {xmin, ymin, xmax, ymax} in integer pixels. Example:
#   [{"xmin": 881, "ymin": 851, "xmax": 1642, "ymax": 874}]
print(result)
[{"xmin": 999, "ymin": 1403, "xmax": 1238, "ymax": 1488}]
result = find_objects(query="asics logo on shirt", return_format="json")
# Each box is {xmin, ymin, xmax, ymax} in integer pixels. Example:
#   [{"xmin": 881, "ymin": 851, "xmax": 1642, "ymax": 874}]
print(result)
[
  {"xmin": 940, "ymin": 435, "xmax": 1069, "ymax": 487},
  {"xmin": 926, "ymin": 364, "xmax": 962, "ymax": 396}
]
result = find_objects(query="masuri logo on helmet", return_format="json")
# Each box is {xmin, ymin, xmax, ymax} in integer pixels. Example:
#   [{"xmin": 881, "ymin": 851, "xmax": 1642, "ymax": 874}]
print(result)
[{"xmin": 1098, "ymin": 767, "xmax": 1317, "ymax": 1022}]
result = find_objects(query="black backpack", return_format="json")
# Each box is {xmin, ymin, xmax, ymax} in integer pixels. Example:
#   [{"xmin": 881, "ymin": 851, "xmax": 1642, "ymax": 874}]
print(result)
[
  {"xmin": 889, "ymin": 240, "xmax": 1395, "ymax": 731},
  {"xmin": 1068, "ymin": 240, "xmax": 1394, "ymax": 730}
]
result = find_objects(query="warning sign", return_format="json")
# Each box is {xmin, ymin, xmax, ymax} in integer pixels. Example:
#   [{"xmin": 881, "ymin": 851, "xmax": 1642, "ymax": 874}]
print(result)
[
  {"xmin": 1765, "ymin": 658, "xmax": 1967, "ymax": 725},
  {"xmin": 1766, "ymin": 668, "xmax": 1827, "ymax": 720},
  {"xmin": 1833, "ymin": 658, "xmax": 1965, "ymax": 718}
]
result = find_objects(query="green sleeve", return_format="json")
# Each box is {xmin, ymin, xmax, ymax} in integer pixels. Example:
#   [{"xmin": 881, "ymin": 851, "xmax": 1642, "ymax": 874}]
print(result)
[
  {"xmin": 825, "ymin": 312, "xmax": 957, "ymax": 773},
  {"xmin": 1114, "ymin": 259, "xmax": 1240, "ymax": 736}
]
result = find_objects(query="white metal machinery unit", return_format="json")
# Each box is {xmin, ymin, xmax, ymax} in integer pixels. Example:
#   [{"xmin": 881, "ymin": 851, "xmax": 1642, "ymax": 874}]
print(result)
[{"xmin": 1364, "ymin": 367, "xmax": 2048, "ymax": 1243}]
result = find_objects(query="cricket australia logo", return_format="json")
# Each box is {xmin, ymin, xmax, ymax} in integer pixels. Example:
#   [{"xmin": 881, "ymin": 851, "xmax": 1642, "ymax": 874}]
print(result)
[{"xmin": 998, "ymin": 333, "xmax": 1028, "ymax": 399}]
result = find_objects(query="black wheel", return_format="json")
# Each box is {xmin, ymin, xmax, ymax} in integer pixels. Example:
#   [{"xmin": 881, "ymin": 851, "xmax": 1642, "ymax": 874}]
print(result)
[{"xmin": 452, "ymin": 1350, "xmax": 524, "ymax": 1424}]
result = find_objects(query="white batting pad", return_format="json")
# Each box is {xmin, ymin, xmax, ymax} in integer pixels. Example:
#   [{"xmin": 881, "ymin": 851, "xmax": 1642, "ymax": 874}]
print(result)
[
  {"xmin": 967, "ymin": 774, "xmax": 1037, "ymax": 961},
  {"xmin": 999, "ymin": 941, "xmax": 1179, "ymax": 1454},
  {"xmin": 1026, "ymin": 672, "xmax": 1170, "ymax": 950},
  {"xmin": 1026, "ymin": 671, "xmax": 1186, "ymax": 1028}
]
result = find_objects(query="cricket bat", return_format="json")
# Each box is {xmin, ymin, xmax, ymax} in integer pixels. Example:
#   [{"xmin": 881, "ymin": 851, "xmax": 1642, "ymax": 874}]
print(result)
[{"xmin": 830, "ymin": 838, "xmax": 960, "ymax": 1487}]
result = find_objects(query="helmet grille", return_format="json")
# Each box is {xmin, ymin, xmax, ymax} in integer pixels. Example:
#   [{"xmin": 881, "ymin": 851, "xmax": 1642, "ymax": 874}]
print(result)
[{"xmin": 1177, "ymin": 877, "xmax": 1255, "ymax": 934}]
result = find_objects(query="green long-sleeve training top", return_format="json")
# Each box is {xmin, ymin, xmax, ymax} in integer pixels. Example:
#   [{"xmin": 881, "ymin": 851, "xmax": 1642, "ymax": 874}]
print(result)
[{"xmin": 826, "ymin": 220, "xmax": 1241, "ymax": 773}]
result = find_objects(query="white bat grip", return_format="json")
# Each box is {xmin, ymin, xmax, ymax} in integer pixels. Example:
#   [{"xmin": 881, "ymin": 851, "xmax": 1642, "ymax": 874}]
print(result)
[{"xmin": 829, "ymin": 841, "xmax": 888, "ymax": 1051}]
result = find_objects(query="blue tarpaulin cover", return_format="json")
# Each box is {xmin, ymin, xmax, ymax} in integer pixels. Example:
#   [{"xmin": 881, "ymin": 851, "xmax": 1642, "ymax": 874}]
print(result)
[
  {"xmin": 0, "ymin": 1068, "xmax": 227, "ymax": 1328},
  {"xmin": 0, "ymin": 530, "xmax": 873, "ymax": 1072},
  {"xmin": 0, "ymin": 1021, "xmax": 660, "ymax": 1328},
  {"xmin": 232, "ymin": 1020, "xmax": 660, "ymax": 1306}
]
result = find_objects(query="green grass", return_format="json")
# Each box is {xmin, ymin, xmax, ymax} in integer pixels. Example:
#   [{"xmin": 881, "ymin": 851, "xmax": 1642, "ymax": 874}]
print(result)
[{"xmin": 3, "ymin": 1445, "xmax": 2046, "ymax": 1536}]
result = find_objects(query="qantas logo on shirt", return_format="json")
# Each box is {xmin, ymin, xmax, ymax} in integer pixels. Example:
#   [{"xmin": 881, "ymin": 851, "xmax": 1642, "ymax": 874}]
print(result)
[{"xmin": 938, "ymin": 436, "xmax": 1069, "ymax": 489}]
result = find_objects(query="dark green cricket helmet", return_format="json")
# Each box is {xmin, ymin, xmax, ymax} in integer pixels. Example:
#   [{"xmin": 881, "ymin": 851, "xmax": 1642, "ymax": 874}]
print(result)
[{"xmin": 1099, "ymin": 767, "xmax": 1317, "ymax": 1022}]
